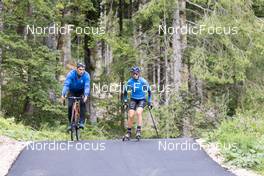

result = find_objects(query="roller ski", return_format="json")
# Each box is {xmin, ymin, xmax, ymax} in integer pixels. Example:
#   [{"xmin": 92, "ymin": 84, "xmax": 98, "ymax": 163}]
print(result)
[
  {"xmin": 122, "ymin": 132, "xmax": 131, "ymax": 141},
  {"xmin": 135, "ymin": 130, "xmax": 141, "ymax": 141}
]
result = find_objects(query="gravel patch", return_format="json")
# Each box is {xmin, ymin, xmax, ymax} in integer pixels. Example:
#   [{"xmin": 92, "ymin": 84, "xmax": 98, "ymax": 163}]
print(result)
[{"xmin": 0, "ymin": 136, "xmax": 29, "ymax": 176}]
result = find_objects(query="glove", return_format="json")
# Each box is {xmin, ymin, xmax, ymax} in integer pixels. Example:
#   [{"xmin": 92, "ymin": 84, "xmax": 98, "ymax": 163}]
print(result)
[
  {"xmin": 83, "ymin": 96, "xmax": 88, "ymax": 103},
  {"xmin": 61, "ymin": 96, "xmax": 66, "ymax": 105},
  {"xmin": 123, "ymin": 100, "xmax": 128, "ymax": 109},
  {"xmin": 148, "ymin": 102, "xmax": 153, "ymax": 109}
]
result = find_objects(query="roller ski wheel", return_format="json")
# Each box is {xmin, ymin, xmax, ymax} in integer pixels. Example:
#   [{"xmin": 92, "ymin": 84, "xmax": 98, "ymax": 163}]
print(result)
[
  {"xmin": 122, "ymin": 133, "xmax": 131, "ymax": 141},
  {"xmin": 135, "ymin": 131, "xmax": 141, "ymax": 141}
]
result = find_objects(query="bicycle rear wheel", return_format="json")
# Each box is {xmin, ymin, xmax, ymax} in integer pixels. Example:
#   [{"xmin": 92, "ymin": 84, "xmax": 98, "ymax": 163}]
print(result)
[
  {"xmin": 75, "ymin": 126, "xmax": 80, "ymax": 141},
  {"xmin": 70, "ymin": 127, "xmax": 75, "ymax": 141},
  {"xmin": 70, "ymin": 124, "xmax": 80, "ymax": 141},
  {"xmin": 75, "ymin": 115, "xmax": 81, "ymax": 141}
]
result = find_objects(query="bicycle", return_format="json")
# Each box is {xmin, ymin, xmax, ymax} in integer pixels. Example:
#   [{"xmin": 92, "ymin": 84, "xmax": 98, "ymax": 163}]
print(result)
[{"xmin": 67, "ymin": 96, "xmax": 83, "ymax": 141}]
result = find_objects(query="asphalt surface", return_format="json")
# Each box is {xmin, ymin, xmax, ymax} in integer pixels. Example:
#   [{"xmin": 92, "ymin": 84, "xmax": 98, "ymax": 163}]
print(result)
[{"xmin": 8, "ymin": 138, "xmax": 235, "ymax": 176}]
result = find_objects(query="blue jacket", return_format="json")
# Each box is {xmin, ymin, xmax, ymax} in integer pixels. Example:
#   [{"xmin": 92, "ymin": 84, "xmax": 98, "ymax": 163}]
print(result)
[
  {"xmin": 124, "ymin": 77, "xmax": 152, "ymax": 102},
  {"xmin": 62, "ymin": 69, "xmax": 90, "ymax": 97}
]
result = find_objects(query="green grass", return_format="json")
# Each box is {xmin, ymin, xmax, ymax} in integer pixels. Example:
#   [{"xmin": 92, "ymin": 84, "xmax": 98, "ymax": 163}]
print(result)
[
  {"xmin": 0, "ymin": 116, "xmax": 68, "ymax": 141},
  {"xmin": 0, "ymin": 116, "xmax": 108, "ymax": 141},
  {"xmin": 206, "ymin": 111, "xmax": 264, "ymax": 175}
]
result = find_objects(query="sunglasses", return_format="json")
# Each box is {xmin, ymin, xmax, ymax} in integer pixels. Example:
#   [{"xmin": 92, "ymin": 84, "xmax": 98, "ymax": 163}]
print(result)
[{"xmin": 78, "ymin": 68, "xmax": 85, "ymax": 71}]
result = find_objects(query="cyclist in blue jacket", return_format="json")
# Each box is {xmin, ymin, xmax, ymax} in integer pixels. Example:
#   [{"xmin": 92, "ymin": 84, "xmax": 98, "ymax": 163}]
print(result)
[
  {"xmin": 61, "ymin": 63, "xmax": 90, "ymax": 130},
  {"xmin": 123, "ymin": 66, "xmax": 152, "ymax": 140}
]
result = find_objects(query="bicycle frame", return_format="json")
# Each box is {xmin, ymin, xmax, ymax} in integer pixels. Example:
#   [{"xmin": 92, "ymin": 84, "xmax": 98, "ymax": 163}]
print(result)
[
  {"xmin": 68, "ymin": 96, "xmax": 82, "ymax": 141},
  {"xmin": 71, "ymin": 99, "xmax": 80, "ymax": 126}
]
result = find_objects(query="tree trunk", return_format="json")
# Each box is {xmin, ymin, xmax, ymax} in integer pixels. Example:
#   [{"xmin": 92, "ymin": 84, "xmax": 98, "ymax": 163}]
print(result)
[
  {"xmin": 179, "ymin": 0, "xmax": 192, "ymax": 137},
  {"xmin": 172, "ymin": 0, "xmax": 191, "ymax": 136},
  {"xmin": 84, "ymin": 35, "xmax": 96, "ymax": 123},
  {"xmin": 118, "ymin": 0, "xmax": 125, "ymax": 127},
  {"xmin": 62, "ymin": 24, "xmax": 71, "ymax": 67},
  {"xmin": 172, "ymin": 1, "xmax": 182, "ymax": 92},
  {"xmin": 23, "ymin": 2, "xmax": 34, "ymax": 116},
  {"xmin": 57, "ymin": 10, "xmax": 71, "ymax": 68},
  {"xmin": 45, "ymin": 22, "xmax": 57, "ymax": 50},
  {"xmin": 119, "ymin": 0, "xmax": 123, "ymax": 36},
  {"xmin": 162, "ymin": 7, "xmax": 169, "ymax": 105},
  {"xmin": 45, "ymin": 22, "xmax": 58, "ymax": 102}
]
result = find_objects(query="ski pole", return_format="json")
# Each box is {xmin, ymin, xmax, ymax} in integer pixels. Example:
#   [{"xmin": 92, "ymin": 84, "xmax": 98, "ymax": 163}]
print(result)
[
  {"xmin": 148, "ymin": 107, "xmax": 159, "ymax": 138},
  {"xmin": 123, "ymin": 103, "xmax": 128, "ymax": 128}
]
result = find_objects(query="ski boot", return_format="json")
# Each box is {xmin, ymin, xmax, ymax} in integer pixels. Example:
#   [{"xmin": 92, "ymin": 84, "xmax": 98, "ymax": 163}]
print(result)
[
  {"xmin": 122, "ymin": 132, "xmax": 131, "ymax": 141},
  {"xmin": 135, "ymin": 130, "xmax": 141, "ymax": 141}
]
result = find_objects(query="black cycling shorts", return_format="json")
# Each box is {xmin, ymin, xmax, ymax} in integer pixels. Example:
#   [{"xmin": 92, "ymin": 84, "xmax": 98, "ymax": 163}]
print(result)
[{"xmin": 129, "ymin": 99, "xmax": 146, "ymax": 110}]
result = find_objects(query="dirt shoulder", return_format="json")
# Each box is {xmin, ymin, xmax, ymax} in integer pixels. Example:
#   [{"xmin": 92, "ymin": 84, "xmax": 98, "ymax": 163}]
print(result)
[
  {"xmin": 0, "ymin": 136, "xmax": 28, "ymax": 176},
  {"xmin": 196, "ymin": 138, "xmax": 262, "ymax": 176}
]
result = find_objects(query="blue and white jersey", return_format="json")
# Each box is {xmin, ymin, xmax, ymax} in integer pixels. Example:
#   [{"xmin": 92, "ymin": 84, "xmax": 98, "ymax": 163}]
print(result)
[{"xmin": 124, "ymin": 77, "xmax": 152, "ymax": 102}]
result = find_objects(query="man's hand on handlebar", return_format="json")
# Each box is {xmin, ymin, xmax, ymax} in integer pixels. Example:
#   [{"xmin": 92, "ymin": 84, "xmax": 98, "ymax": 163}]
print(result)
[
  {"xmin": 61, "ymin": 95, "xmax": 87, "ymax": 104},
  {"xmin": 83, "ymin": 96, "xmax": 88, "ymax": 103},
  {"xmin": 123, "ymin": 100, "xmax": 128, "ymax": 109},
  {"xmin": 61, "ymin": 96, "xmax": 66, "ymax": 105}
]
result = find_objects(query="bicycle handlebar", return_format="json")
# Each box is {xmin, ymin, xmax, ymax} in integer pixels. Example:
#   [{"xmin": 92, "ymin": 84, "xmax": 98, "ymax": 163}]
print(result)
[
  {"xmin": 68, "ymin": 96, "xmax": 83, "ymax": 100},
  {"xmin": 62, "ymin": 96, "xmax": 83, "ymax": 106}
]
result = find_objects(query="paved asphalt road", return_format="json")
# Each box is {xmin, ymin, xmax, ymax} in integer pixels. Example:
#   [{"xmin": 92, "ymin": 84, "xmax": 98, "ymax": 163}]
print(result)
[{"xmin": 8, "ymin": 138, "xmax": 235, "ymax": 176}]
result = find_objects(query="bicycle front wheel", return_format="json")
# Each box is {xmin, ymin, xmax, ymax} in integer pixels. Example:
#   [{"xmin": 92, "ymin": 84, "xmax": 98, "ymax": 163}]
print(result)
[
  {"xmin": 75, "ymin": 126, "xmax": 80, "ymax": 141},
  {"xmin": 70, "ymin": 128, "xmax": 75, "ymax": 141}
]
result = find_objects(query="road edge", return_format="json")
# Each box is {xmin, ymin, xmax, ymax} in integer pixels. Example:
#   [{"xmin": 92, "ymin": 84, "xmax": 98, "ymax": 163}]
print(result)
[
  {"xmin": 196, "ymin": 138, "xmax": 262, "ymax": 176},
  {"xmin": 0, "ymin": 136, "xmax": 29, "ymax": 176}
]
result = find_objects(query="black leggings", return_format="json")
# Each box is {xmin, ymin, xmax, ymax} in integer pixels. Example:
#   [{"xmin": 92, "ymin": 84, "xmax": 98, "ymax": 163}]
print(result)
[{"xmin": 129, "ymin": 99, "xmax": 146, "ymax": 110}]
